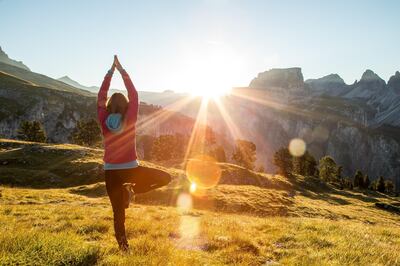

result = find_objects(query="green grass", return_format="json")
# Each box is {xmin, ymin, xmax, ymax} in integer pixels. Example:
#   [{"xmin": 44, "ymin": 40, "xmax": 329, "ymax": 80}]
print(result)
[
  {"xmin": 0, "ymin": 139, "xmax": 399, "ymax": 265},
  {"xmin": 1, "ymin": 188, "xmax": 399, "ymax": 265}
]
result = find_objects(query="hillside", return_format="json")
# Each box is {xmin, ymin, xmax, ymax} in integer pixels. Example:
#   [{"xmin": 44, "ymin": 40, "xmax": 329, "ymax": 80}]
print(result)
[
  {"xmin": 0, "ymin": 72, "xmax": 97, "ymax": 142},
  {"xmin": 2, "ymin": 44, "xmax": 399, "ymax": 191},
  {"xmin": 0, "ymin": 46, "xmax": 30, "ymax": 71},
  {"xmin": 0, "ymin": 70, "xmax": 199, "ymax": 144},
  {"xmin": 0, "ymin": 62, "xmax": 92, "ymax": 96},
  {"xmin": 1, "ymin": 139, "xmax": 399, "ymax": 265}
]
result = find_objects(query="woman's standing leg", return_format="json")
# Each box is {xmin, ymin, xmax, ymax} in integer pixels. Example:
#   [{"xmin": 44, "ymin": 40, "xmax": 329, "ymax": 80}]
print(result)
[{"xmin": 105, "ymin": 170, "xmax": 129, "ymax": 250}]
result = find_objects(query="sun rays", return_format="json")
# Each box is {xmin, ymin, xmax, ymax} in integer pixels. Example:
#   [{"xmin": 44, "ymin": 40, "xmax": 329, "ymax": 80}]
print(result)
[{"xmin": 132, "ymin": 87, "xmax": 320, "ymax": 251}]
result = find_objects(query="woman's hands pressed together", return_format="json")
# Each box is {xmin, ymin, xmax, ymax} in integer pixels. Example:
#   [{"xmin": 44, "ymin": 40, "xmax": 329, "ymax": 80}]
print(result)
[
  {"xmin": 113, "ymin": 55, "xmax": 124, "ymax": 72},
  {"xmin": 108, "ymin": 55, "xmax": 124, "ymax": 75}
]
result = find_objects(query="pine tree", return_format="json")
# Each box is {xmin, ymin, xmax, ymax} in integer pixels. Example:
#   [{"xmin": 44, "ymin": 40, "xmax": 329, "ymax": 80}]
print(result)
[
  {"xmin": 151, "ymin": 135, "xmax": 177, "ymax": 161},
  {"xmin": 232, "ymin": 139, "xmax": 257, "ymax": 170},
  {"xmin": 336, "ymin": 166, "xmax": 343, "ymax": 183},
  {"xmin": 377, "ymin": 176, "xmax": 385, "ymax": 193},
  {"xmin": 318, "ymin": 156, "xmax": 338, "ymax": 182},
  {"xmin": 385, "ymin": 180, "xmax": 395, "ymax": 194},
  {"xmin": 292, "ymin": 151, "xmax": 317, "ymax": 177},
  {"xmin": 257, "ymin": 165, "xmax": 265, "ymax": 173},
  {"xmin": 137, "ymin": 135, "xmax": 155, "ymax": 160},
  {"xmin": 273, "ymin": 148, "xmax": 293, "ymax": 178},
  {"xmin": 212, "ymin": 145, "xmax": 226, "ymax": 162},
  {"xmin": 363, "ymin": 175, "xmax": 370, "ymax": 190},
  {"xmin": 304, "ymin": 152, "xmax": 317, "ymax": 177},
  {"xmin": 292, "ymin": 156, "xmax": 305, "ymax": 175},
  {"xmin": 71, "ymin": 119, "xmax": 101, "ymax": 146},
  {"xmin": 17, "ymin": 121, "xmax": 47, "ymax": 142},
  {"xmin": 353, "ymin": 170, "xmax": 364, "ymax": 188}
]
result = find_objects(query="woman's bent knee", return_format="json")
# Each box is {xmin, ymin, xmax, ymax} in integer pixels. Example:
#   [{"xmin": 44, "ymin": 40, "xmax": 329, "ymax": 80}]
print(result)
[{"xmin": 162, "ymin": 172, "xmax": 171, "ymax": 186}]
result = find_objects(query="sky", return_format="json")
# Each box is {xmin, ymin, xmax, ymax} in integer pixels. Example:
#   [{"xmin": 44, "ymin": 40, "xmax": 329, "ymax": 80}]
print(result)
[{"xmin": 1, "ymin": 0, "xmax": 399, "ymax": 93}]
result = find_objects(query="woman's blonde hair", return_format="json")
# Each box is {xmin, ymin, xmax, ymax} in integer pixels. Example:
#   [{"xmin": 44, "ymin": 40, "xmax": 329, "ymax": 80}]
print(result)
[{"xmin": 106, "ymin": 93, "xmax": 129, "ymax": 117}]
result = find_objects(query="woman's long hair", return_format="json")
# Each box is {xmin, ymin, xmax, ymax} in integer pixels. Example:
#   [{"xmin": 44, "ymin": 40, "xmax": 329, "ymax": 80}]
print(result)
[{"xmin": 106, "ymin": 93, "xmax": 129, "ymax": 118}]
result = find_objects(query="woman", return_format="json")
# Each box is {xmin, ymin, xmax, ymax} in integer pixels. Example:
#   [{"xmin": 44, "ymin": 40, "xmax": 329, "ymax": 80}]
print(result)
[{"xmin": 98, "ymin": 56, "xmax": 171, "ymax": 251}]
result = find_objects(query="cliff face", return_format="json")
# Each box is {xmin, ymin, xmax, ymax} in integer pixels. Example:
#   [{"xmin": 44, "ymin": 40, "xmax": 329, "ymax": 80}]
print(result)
[
  {"xmin": 249, "ymin": 67, "xmax": 304, "ymax": 90},
  {"xmin": 388, "ymin": 71, "xmax": 400, "ymax": 93},
  {"xmin": 0, "ymin": 72, "xmax": 97, "ymax": 142},
  {"xmin": 224, "ymin": 68, "xmax": 400, "ymax": 189},
  {"xmin": 0, "ymin": 71, "xmax": 198, "ymax": 144}
]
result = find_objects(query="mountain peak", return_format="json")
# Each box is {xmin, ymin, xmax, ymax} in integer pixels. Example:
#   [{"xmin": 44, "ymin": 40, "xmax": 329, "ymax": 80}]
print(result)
[
  {"xmin": 58, "ymin": 75, "xmax": 86, "ymax": 89},
  {"xmin": 388, "ymin": 71, "xmax": 400, "ymax": 93},
  {"xmin": 305, "ymin": 73, "xmax": 346, "ymax": 95},
  {"xmin": 0, "ymin": 46, "xmax": 30, "ymax": 71},
  {"xmin": 249, "ymin": 67, "xmax": 304, "ymax": 89},
  {"xmin": 59, "ymin": 76, "xmax": 73, "ymax": 81},
  {"xmin": 318, "ymin": 73, "xmax": 345, "ymax": 84},
  {"xmin": 360, "ymin": 69, "xmax": 384, "ymax": 83}
]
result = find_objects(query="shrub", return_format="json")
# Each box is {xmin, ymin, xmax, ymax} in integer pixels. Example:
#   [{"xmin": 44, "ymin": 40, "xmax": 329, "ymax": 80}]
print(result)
[
  {"xmin": 293, "ymin": 151, "xmax": 317, "ymax": 177},
  {"xmin": 137, "ymin": 135, "xmax": 155, "ymax": 160},
  {"xmin": 17, "ymin": 121, "xmax": 47, "ymax": 142},
  {"xmin": 273, "ymin": 148, "xmax": 293, "ymax": 178},
  {"xmin": 353, "ymin": 170, "xmax": 364, "ymax": 188},
  {"xmin": 376, "ymin": 176, "xmax": 385, "ymax": 193},
  {"xmin": 232, "ymin": 140, "xmax": 257, "ymax": 170},
  {"xmin": 363, "ymin": 175, "xmax": 370, "ymax": 189},
  {"xmin": 151, "ymin": 134, "xmax": 185, "ymax": 161},
  {"xmin": 318, "ymin": 156, "xmax": 338, "ymax": 182},
  {"xmin": 71, "ymin": 118, "xmax": 101, "ymax": 146},
  {"xmin": 385, "ymin": 180, "xmax": 395, "ymax": 194},
  {"xmin": 212, "ymin": 145, "xmax": 227, "ymax": 162}
]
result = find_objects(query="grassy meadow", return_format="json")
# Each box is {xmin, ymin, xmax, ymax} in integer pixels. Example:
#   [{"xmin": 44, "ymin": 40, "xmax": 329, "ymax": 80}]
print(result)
[{"xmin": 0, "ymin": 139, "xmax": 399, "ymax": 265}]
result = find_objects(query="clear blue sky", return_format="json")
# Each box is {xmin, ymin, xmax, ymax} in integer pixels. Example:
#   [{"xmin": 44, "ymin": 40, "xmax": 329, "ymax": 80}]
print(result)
[{"xmin": 1, "ymin": 0, "xmax": 399, "ymax": 92}]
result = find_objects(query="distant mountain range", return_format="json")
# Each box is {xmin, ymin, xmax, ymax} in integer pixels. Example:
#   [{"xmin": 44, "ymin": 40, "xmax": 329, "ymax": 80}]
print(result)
[
  {"xmin": 57, "ymin": 75, "xmax": 190, "ymax": 108},
  {"xmin": 0, "ymin": 47, "xmax": 195, "ymax": 144},
  {"xmin": 0, "ymin": 46, "xmax": 399, "ymax": 189},
  {"xmin": 57, "ymin": 76, "xmax": 101, "ymax": 93}
]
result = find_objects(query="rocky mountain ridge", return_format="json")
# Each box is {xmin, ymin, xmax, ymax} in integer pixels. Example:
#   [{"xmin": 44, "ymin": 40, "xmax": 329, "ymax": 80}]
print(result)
[
  {"xmin": 226, "ymin": 68, "xmax": 400, "ymax": 189},
  {"xmin": 0, "ymin": 52, "xmax": 198, "ymax": 144},
  {"xmin": 0, "ymin": 47, "xmax": 398, "ymax": 189},
  {"xmin": 0, "ymin": 46, "xmax": 30, "ymax": 71}
]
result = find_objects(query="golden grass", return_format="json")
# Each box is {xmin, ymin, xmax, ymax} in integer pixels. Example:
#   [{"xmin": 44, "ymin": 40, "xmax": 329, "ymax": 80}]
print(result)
[
  {"xmin": 1, "ymin": 186, "xmax": 399, "ymax": 265},
  {"xmin": 0, "ymin": 139, "xmax": 399, "ymax": 265}
]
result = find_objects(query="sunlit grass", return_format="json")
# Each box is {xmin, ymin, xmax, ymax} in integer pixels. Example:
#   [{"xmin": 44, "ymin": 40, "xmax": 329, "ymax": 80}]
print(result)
[
  {"xmin": 1, "ymin": 140, "xmax": 400, "ymax": 265},
  {"xmin": 0, "ymin": 187, "xmax": 399, "ymax": 265}
]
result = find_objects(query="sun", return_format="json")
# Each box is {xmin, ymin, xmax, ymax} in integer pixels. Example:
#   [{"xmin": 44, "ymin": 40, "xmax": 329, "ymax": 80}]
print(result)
[
  {"xmin": 177, "ymin": 42, "xmax": 244, "ymax": 99},
  {"xmin": 195, "ymin": 83, "xmax": 231, "ymax": 99}
]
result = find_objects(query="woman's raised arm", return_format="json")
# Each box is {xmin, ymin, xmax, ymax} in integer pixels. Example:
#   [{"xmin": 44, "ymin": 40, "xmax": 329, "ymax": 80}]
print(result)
[
  {"xmin": 115, "ymin": 56, "xmax": 139, "ymax": 122},
  {"xmin": 97, "ymin": 61, "xmax": 116, "ymax": 122}
]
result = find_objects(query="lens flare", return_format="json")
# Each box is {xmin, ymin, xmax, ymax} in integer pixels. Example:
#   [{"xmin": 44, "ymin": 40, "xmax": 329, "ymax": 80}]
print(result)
[
  {"xmin": 176, "ymin": 193, "xmax": 193, "ymax": 213},
  {"xmin": 185, "ymin": 155, "xmax": 221, "ymax": 189},
  {"xmin": 190, "ymin": 182, "xmax": 197, "ymax": 193},
  {"xmin": 289, "ymin": 138, "xmax": 306, "ymax": 157},
  {"xmin": 179, "ymin": 215, "xmax": 200, "ymax": 240}
]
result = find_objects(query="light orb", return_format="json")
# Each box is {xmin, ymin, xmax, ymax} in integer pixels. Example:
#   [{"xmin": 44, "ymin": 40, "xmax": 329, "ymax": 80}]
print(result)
[{"xmin": 289, "ymin": 138, "xmax": 306, "ymax": 157}]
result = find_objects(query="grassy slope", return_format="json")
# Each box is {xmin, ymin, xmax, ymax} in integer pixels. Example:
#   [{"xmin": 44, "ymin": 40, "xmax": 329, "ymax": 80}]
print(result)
[
  {"xmin": 0, "ymin": 139, "xmax": 399, "ymax": 265},
  {"xmin": 0, "ymin": 62, "xmax": 92, "ymax": 96}
]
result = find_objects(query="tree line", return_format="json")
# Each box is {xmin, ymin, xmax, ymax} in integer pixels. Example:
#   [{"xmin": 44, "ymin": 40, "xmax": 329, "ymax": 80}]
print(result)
[
  {"xmin": 272, "ymin": 147, "xmax": 396, "ymax": 194},
  {"xmin": 14, "ymin": 119, "xmax": 397, "ymax": 194}
]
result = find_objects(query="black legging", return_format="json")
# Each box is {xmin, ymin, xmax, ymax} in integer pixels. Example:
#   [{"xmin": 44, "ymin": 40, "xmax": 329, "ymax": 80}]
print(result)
[{"xmin": 105, "ymin": 166, "xmax": 171, "ymax": 246}]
